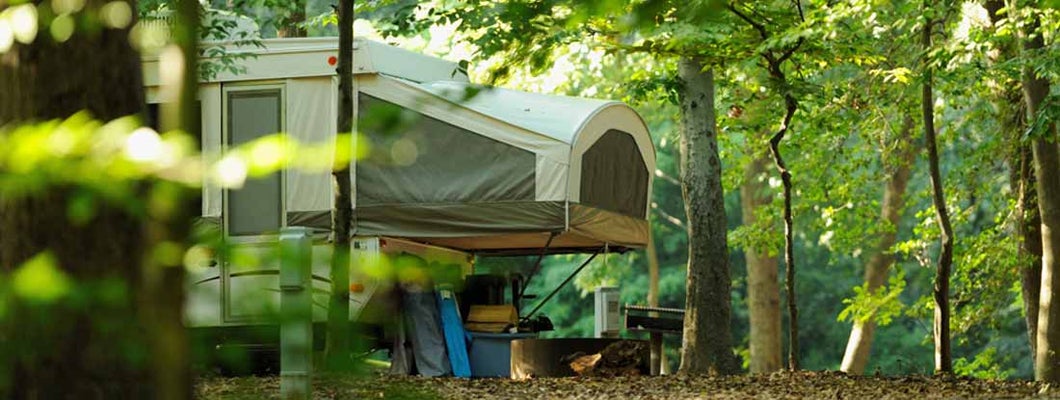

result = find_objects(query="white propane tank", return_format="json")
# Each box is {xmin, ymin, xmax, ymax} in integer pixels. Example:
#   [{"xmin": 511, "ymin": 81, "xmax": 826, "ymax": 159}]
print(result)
[{"xmin": 594, "ymin": 286, "xmax": 621, "ymax": 338}]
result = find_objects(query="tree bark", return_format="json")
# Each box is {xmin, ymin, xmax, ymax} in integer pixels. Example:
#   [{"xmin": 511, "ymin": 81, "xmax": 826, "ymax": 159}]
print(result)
[
  {"xmin": 726, "ymin": 2, "xmax": 804, "ymax": 371},
  {"xmin": 676, "ymin": 56, "xmax": 739, "ymax": 376},
  {"xmin": 139, "ymin": 1, "xmax": 199, "ymax": 399},
  {"xmin": 646, "ymin": 225, "xmax": 670, "ymax": 374},
  {"xmin": 840, "ymin": 115, "xmax": 915, "ymax": 375},
  {"xmin": 985, "ymin": 0, "xmax": 1042, "ymax": 358},
  {"xmin": 740, "ymin": 154, "xmax": 782, "ymax": 373},
  {"xmin": 0, "ymin": 0, "xmax": 150, "ymax": 396},
  {"xmin": 1018, "ymin": 12, "xmax": 1060, "ymax": 384},
  {"xmin": 921, "ymin": 9, "xmax": 954, "ymax": 374},
  {"xmin": 325, "ymin": 0, "xmax": 354, "ymax": 371}
]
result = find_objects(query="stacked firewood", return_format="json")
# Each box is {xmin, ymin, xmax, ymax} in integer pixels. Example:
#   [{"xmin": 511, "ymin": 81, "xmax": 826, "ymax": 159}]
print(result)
[{"xmin": 562, "ymin": 340, "xmax": 648, "ymax": 377}]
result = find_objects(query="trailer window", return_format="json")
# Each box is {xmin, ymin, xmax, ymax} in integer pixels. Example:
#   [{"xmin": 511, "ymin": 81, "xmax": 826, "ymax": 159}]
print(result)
[{"xmin": 225, "ymin": 89, "xmax": 283, "ymax": 236}]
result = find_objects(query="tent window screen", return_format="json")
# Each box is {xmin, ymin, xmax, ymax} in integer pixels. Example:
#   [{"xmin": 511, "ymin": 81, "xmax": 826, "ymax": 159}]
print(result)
[
  {"xmin": 580, "ymin": 130, "xmax": 648, "ymax": 218},
  {"xmin": 226, "ymin": 89, "xmax": 283, "ymax": 236},
  {"xmin": 356, "ymin": 94, "xmax": 535, "ymax": 205}
]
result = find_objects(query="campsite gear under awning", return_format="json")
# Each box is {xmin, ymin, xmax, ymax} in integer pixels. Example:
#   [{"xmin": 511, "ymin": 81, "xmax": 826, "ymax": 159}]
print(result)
[{"xmin": 349, "ymin": 77, "xmax": 655, "ymax": 255}]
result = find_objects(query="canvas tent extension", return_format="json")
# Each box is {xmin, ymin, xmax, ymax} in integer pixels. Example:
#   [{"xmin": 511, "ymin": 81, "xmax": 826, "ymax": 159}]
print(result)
[
  {"xmin": 142, "ymin": 37, "xmax": 654, "ymax": 255},
  {"xmin": 353, "ymin": 76, "xmax": 655, "ymax": 254}
]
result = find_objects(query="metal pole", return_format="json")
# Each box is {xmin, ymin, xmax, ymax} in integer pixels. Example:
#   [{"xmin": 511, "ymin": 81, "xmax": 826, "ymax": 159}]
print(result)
[
  {"xmin": 280, "ymin": 227, "xmax": 313, "ymax": 399},
  {"xmin": 519, "ymin": 231, "xmax": 558, "ymax": 298},
  {"xmin": 521, "ymin": 249, "xmax": 599, "ymax": 321}
]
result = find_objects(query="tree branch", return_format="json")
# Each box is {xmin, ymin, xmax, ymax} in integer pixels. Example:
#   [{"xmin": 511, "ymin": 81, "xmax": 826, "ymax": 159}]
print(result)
[
  {"xmin": 727, "ymin": 3, "xmax": 769, "ymax": 41},
  {"xmin": 777, "ymin": 38, "xmax": 804, "ymax": 65},
  {"xmin": 652, "ymin": 203, "xmax": 686, "ymax": 229}
]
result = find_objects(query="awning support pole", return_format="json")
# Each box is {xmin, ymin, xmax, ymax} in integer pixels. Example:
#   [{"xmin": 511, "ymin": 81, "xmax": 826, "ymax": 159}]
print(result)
[
  {"xmin": 518, "ymin": 231, "xmax": 558, "ymax": 300},
  {"xmin": 521, "ymin": 249, "xmax": 600, "ymax": 322}
]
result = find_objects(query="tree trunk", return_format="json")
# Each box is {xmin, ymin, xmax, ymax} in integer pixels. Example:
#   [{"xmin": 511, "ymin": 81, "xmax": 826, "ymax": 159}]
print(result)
[
  {"xmin": 0, "ymin": 0, "xmax": 151, "ymax": 396},
  {"xmin": 1018, "ymin": 12, "xmax": 1060, "ymax": 384},
  {"xmin": 325, "ymin": 0, "xmax": 354, "ymax": 371},
  {"xmin": 740, "ymin": 154, "xmax": 782, "ymax": 373},
  {"xmin": 921, "ymin": 10, "xmax": 954, "ymax": 374},
  {"xmin": 139, "ymin": 1, "xmax": 199, "ymax": 399},
  {"xmin": 648, "ymin": 230, "xmax": 660, "ymax": 312},
  {"xmin": 646, "ymin": 226, "xmax": 670, "ymax": 374},
  {"xmin": 840, "ymin": 115, "xmax": 915, "ymax": 375},
  {"xmin": 985, "ymin": 0, "xmax": 1042, "ymax": 357},
  {"xmin": 1019, "ymin": 141, "xmax": 1043, "ymax": 353},
  {"xmin": 676, "ymin": 56, "xmax": 739, "ymax": 376},
  {"xmin": 766, "ymin": 74, "xmax": 799, "ymax": 372},
  {"xmin": 725, "ymin": 2, "xmax": 804, "ymax": 371}
]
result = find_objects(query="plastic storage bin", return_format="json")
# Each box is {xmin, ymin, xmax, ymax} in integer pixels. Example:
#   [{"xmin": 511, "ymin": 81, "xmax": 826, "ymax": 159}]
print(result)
[{"xmin": 467, "ymin": 332, "xmax": 538, "ymax": 377}]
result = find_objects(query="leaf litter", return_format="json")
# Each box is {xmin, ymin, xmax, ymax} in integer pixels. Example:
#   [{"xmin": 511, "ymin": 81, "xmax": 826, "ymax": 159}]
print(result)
[{"xmin": 197, "ymin": 370, "xmax": 1060, "ymax": 399}]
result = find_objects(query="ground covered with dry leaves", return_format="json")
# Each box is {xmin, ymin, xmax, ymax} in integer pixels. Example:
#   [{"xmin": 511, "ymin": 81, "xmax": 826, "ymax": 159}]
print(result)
[{"xmin": 196, "ymin": 371, "xmax": 1060, "ymax": 399}]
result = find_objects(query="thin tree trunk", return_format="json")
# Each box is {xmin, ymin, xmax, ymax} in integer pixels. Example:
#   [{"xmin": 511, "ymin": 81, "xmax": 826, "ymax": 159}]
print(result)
[
  {"xmin": 139, "ymin": 1, "xmax": 199, "ymax": 398},
  {"xmin": 741, "ymin": 154, "xmax": 782, "ymax": 373},
  {"xmin": 772, "ymin": 99, "xmax": 798, "ymax": 372},
  {"xmin": 1018, "ymin": 11, "xmax": 1060, "ymax": 384},
  {"xmin": 325, "ymin": 0, "xmax": 354, "ymax": 371},
  {"xmin": 724, "ymin": 3, "xmax": 804, "ymax": 370},
  {"xmin": 840, "ymin": 115, "xmax": 915, "ymax": 375},
  {"xmin": 921, "ymin": 9, "xmax": 954, "ymax": 374},
  {"xmin": 985, "ymin": 0, "xmax": 1042, "ymax": 357},
  {"xmin": 646, "ymin": 229, "xmax": 670, "ymax": 374},
  {"xmin": 676, "ymin": 56, "xmax": 739, "ymax": 376},
  {"xmin": 0, "ymin": 0, "xmax": 150, "ymax": 396},
  {"xmin": 648, "ymin": 230, "xmax": 660, "ymax": 312}
]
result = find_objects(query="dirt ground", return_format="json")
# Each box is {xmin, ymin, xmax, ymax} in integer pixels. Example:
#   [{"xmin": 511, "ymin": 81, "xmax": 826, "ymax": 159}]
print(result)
[{"xmin": 196, "ymin": 371, "xmax": 1060, "ymax": 399}]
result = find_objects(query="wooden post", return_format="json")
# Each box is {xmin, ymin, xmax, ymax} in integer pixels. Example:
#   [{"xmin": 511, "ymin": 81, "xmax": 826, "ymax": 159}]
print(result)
[{"xmin": 649, "ymin": 332, "xmax": 662, "ymax": 375}]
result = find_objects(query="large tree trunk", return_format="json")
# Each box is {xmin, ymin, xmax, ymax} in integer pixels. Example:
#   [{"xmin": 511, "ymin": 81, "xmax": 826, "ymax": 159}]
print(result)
[
  {"xmin": 985, "ymin": 0, "xmax": 1042, "ymax": 357},
  {"xmin": 740, "ymin": 154, "xmax": 782, "ymax": 373},
  {"xmin": 840, "ymin": 115, "xmax": 915, "ymax": 375},
  {"xmin": 325, "ymin": 0, "xmax": 354, "ymax": 371},
  {"xmin": 0, "ymin": 0, "xmax": 151, "ymax": 397},
  {"xmin": 1019, "ymin": 141, "xmax": 1044, "ymax": 352},
  {"xmin": 676, "ymin": 56, "xmax": 739, "ymax": 375},
  {"xmin": 922, "ymin": 9, "xmax": 954, "ymax": 374},
  {"xmin": 1019, "ymin": 12, "xmax": 1060, "ymax": 384}
]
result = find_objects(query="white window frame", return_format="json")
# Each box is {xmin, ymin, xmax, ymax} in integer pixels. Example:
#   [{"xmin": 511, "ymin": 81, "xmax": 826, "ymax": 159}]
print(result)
[{"xmin": 221, "ymin": 81, "xmax": 288, "ymax": 244}]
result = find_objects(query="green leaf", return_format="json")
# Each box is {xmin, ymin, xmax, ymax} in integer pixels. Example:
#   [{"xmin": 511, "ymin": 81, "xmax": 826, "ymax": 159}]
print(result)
[{"xmin": 12, "ymin": 252, "xmax": 72, "ymax": 304}]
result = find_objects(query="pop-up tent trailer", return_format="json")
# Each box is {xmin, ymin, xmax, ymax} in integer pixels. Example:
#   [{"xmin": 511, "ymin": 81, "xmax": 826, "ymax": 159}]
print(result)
[
  {"xmin": 144, "ymin": 38, "xmax": 655, "ymax": 342},
  {"xmin": 143, "ymin": 37, "xmax": 655, "ymax": 256}
]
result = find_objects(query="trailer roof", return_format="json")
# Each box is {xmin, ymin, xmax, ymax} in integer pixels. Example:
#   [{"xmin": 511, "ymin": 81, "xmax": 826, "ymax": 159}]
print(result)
[
  {"xmin": 419, "ymin": 81, "xmax": 620, "ymax": 144},
  {"xmin": 142, "ymin": 37, "xmax": 469, "ymax": 88}
]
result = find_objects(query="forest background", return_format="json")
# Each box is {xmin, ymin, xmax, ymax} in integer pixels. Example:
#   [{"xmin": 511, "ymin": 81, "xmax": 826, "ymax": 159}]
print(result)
[
  {"xmin": 208, "ymin": 0, "xmax": 1055, "ymax": 379},
  {"xmin": 316, "ymin": 0, "xmax": 1059, "ymax": 379}
]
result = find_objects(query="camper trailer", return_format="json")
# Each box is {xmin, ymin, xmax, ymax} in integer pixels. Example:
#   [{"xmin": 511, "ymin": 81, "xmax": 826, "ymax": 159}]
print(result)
[{"xmin": 141, "ymin": 37, "xmax": 656, "ymax": 353}]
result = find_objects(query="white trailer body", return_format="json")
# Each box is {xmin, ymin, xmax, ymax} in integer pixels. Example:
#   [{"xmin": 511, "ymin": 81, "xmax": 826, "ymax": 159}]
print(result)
[{"xmin": 141, "ymin": 37, "xmax": 474, "ymax": 331}]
